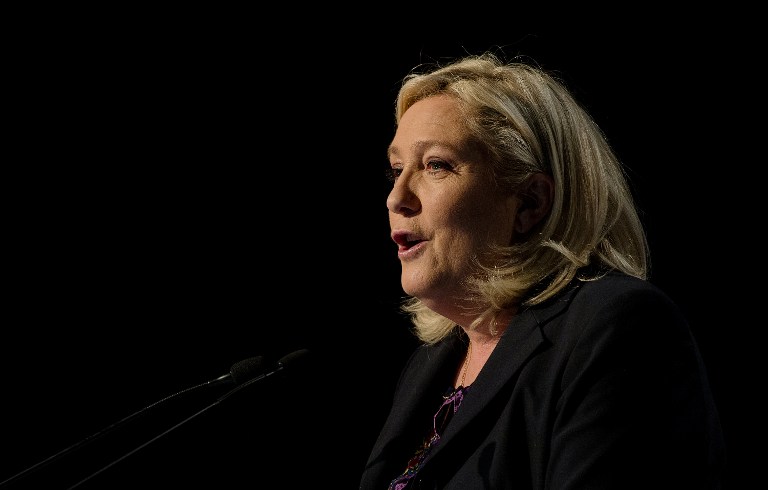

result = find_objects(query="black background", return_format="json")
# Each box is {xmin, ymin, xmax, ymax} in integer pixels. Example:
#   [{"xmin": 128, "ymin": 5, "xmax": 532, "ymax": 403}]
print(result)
[{"xmin": 3, "ymin": 16, "xmax": 759, "ymax": 489}]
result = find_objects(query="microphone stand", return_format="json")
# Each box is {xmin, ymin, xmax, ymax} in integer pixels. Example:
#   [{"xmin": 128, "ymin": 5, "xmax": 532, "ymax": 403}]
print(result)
[
  {"xmin": 0, "ymin": 356, "xmax": 266, "ymax": 488},
  {"xmin": 66, "ymin": 350, "xmax": 309, "ymax": 489}
]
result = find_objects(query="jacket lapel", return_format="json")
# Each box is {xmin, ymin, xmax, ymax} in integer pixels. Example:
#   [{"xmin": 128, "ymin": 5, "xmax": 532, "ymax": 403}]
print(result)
[
  {"xmin": 423, "ymin": 285, "xmax": 578, "ymax": 463},
  {"xmin": 364, "ymin": 283, "xmax": 581, "ymax": 486}
]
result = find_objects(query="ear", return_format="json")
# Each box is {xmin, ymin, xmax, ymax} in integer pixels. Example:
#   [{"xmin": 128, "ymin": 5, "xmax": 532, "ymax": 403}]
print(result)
[{"xmin": 514, "ymin": 173, "xmax": 554, "ymax": 234}]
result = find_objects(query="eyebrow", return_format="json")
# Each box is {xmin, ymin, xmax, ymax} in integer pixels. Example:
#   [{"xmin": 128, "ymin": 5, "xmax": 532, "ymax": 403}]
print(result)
[{"xmin": 387, "ymin": 140, "xmax": 449, "ymax": 161}]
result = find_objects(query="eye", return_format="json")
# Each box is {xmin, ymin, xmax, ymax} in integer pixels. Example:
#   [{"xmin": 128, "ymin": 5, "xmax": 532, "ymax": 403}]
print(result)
[
  {"xmin": 385, "ymin": 166, "xmax": 402, "ymax": 183},
  {"xmin": 425, "ymin": 160, "xmax": 451, "ymax": 173}
]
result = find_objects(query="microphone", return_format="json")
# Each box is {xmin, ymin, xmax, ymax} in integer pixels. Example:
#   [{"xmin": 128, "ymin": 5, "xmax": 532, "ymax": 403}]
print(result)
[
  {"xmin": 224, "ymin": 356, "xmax": 269, "ymax": 385},
  {"xmin": 219, "ymin": 348, "xmax": 311, "ymax": 402},
  {"xmin": 67, "ymin": 349, "xmax": 311, "ymax": 489},
  {"xmin": 0, "ymin": 355, "xmax": 267, "ymax": 488}
]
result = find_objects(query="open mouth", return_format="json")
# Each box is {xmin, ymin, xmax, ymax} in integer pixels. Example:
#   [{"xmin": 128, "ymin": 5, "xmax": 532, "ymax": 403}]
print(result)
[{"xmin": 392, "ymin": 231, "xmax": 424, "ymax": 249}]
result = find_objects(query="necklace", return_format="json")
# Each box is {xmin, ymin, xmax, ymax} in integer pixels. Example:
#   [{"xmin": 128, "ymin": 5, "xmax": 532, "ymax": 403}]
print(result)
[{"xmin": 460, "ymin": 340, "xmax": 472, "ymax": 387}]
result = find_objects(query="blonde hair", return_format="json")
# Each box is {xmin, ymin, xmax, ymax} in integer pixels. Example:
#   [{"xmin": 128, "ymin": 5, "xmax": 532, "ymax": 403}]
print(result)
[{"xmin": 393, "ymin": 52, "xmax": 649, "ymax": 344}]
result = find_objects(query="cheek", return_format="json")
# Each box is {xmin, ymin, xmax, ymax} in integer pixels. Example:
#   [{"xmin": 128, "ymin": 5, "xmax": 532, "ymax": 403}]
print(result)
[{"xmin": 450, "ymin": 195, "xmax": 516, "ymax": 246}]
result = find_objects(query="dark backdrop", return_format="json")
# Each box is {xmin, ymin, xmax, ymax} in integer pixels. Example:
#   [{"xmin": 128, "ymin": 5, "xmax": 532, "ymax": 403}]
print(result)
[{"xmin": 3, "ymin": 21, "xmax": 757, "ymax": 489}]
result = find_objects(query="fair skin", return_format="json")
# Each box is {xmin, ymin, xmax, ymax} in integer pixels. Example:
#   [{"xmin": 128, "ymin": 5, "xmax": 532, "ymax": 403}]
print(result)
[{"xmin": 386, "ymin": 94, "xmax": 553, "ymax": 386}]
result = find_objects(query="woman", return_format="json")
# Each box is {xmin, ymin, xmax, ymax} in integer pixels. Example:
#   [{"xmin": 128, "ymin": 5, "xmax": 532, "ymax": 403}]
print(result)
[{"xmin": 360, "ymin": 53, "xmax": 725, "ymax": 489}]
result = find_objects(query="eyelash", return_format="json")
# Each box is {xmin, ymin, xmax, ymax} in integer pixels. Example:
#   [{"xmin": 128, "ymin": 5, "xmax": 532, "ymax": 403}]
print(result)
[
  {"xmin": 386, "ymin": 161, "xmax": 450, "ymax": 183},
  {"xmin": 385, "ymin": 167, "xmax": 400, "ymax": 183}
]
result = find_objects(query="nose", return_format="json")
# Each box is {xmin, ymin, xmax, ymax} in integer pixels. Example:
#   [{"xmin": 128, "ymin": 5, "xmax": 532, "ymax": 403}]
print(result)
[{"xmin": 386, "ymin": 171, "xmax": 420, "ymax": 216}]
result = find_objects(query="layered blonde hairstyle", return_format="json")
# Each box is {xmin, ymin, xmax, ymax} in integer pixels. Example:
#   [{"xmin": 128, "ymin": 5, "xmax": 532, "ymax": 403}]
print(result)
[{"xmin": 394, "ymin": 53, "xmax": 649, "ymax": 344}]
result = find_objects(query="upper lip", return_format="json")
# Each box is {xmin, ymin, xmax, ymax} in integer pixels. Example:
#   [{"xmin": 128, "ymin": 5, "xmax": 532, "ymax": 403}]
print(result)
[{"xmin": 391, "ymin": 230, "xmax": 425, "ymax": 248}]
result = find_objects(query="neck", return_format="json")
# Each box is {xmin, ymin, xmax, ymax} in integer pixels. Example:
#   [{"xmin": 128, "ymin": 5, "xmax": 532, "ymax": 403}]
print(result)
[{"xmin": 455, "ymin": 334, "xmax": 502, "ymax": 388}]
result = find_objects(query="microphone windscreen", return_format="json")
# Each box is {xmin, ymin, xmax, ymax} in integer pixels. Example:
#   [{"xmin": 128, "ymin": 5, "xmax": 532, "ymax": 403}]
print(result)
[
  {"xmin": 278, "ymin": 349, "xmax": 311, "ymax": 369},
  {"xmin": 229, "ymin": 356, "xmax": 266, "ymax": 384}
]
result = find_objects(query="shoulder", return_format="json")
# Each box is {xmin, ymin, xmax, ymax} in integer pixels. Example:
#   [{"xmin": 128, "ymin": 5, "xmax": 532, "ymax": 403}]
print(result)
[
  {"xmin": 571, "ymin": 271, "xmax": 682, "ymax": 318},
  {"xmin": 535, "ymin": 271, "xmax": 692, "ymax": 350},
  {"xmin": 522, "ymin": 272, "xmax": 709, "ymax": 401}
]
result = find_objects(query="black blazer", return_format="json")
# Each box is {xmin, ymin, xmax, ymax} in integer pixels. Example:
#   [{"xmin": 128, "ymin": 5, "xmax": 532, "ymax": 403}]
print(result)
[{"xmin": 360, "ymin": 272, "xmax": 725, "ymax": 489}]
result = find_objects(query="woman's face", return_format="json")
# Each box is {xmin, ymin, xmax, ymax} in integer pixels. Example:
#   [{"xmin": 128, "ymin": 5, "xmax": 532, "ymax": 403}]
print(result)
[{"xmin": 386, "ymin": 94, "xmax": 519, "ymax": 317}]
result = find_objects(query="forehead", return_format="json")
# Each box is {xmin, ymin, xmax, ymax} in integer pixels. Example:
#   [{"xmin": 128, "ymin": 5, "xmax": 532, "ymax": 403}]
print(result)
[
  {"xmin": 398, "ymin": 95, "xmax": 464, "ymax": 132},
  {"xmin": 389, "ymin": 95, "xmax": 471, "ymax": 158}
]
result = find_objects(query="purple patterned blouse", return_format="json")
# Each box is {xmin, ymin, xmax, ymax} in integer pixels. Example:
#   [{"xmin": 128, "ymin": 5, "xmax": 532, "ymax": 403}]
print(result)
[{"xmin": 388, "ymin": 385, "xmax": 469, "ymax": 490}]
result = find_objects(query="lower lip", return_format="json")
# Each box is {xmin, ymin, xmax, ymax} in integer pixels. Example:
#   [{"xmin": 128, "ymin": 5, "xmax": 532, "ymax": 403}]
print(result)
[{"xmin": 397, "ymin": 241, "xmax": 426, "ymax": 260}]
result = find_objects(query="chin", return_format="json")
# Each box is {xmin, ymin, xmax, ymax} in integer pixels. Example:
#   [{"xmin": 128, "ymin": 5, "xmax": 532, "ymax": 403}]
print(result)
[
  {"xmin": 400, "ymin": 281, "xmax": 436, "ymax": 302},
  {"xmin": 399, "ymin": 280, "xmax": 422, "ymax": 298}
]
